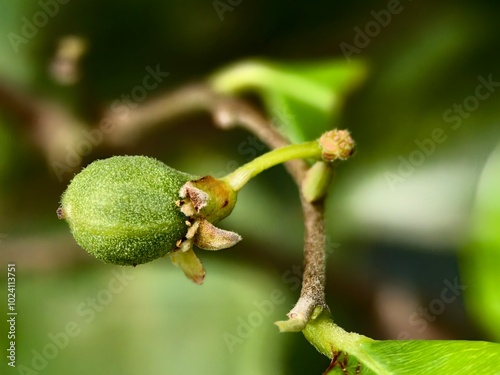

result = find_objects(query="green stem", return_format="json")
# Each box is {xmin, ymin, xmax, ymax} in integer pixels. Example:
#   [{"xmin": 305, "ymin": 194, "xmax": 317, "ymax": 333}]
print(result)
[
  {"xmin": 303, "ymin": 309, "xmax": 389, "ymax": 374},
  {"xmin": 303, "ymin": 309, "xmax": 372, "ymax": 359},
  {"xmin": 222, "ymin": 140, "xmax": 321, "ymax": 191}
]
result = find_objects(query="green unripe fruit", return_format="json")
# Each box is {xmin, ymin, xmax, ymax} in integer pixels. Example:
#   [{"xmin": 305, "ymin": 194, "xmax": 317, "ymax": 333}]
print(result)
[{"xmin": 58, "ymin": 156, "xmax": 196, "ymax": 266}]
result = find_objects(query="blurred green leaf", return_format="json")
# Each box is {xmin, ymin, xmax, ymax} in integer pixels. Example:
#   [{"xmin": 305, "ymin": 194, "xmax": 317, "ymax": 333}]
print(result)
[
  {"xmin": 305, "ymin": 311, "xmax": 500, "ymax": 374},
  {"xmin": 0, "ymin": 2, "xmax": 37, "ymax": 84},
  {"xmin": 210, "ymin": 59, "xmax": 367, "ymax": 143},
  {"xmin": 351, "ymin": 340, "xmax": 500, "ymax": 375},
  {"xmin": 4, "ymin": 259, "xmax": 291, "ymax": 375},
  {"xmin": 462, "ymin": 140, "xmax": 500, "ymax": 341}
]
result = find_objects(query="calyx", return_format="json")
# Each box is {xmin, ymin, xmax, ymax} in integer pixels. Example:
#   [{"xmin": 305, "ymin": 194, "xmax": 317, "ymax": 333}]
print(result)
[{"xmin": 171, "ymin": 176, "xmax": 241, "ymax": 284}]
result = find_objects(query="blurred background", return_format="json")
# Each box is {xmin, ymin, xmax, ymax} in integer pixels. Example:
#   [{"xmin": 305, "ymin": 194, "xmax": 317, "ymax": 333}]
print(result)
[{"xmin": 1, "ymin": 0, "xmax": 500, "ymax": 374}]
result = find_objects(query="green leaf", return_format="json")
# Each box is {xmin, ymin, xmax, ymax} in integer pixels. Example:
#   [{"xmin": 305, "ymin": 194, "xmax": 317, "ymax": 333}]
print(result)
[
  {"xmin": 304, "ymin": 310, "xmax": 500, "ymax": 375},
  {"xmin": 355, "ymin": 340, "xmax": 500, "ymax": 375},
  {"xmin": 461, "ymin": 141, "xmax": 500, "ymax": 341},
  {"xmin": 209, "ymin": 59, "xmax": 367, "ymax": 143}
]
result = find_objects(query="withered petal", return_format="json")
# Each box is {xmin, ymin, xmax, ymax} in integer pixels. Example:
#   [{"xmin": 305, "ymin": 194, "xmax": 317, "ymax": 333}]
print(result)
[
  {"xmin": 194, "ymin": 219, "xmax": 242, "ymax": 251},
  {"xmin": 170, "ymin": 247, "xmax": 206, "ymax": 285}
]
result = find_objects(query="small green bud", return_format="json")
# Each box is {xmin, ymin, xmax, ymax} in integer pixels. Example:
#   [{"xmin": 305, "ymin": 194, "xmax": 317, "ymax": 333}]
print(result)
[
  {"xmin": 58, "ymin": 156, "xmax": 196, "ymax": 266},
  {"xmin": 319, "ymin": 129, "xmax": 355, "ymax": 161},
  {"xmin": 301, "ymin": 161, "xmax": 334, "ymax": 203}
]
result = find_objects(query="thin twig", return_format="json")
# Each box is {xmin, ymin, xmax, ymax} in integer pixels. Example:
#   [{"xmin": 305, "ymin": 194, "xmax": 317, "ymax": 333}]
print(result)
[
  {"xmin": 288, "ymin": 197, "xmax": 328, "ymax": 320},
  {"xmin": 103, "ymin": 83, "xmax": 309, "ymax": 185},
  {"xmin": 0, "ymin": 79, "xmax": 86, "ymax": 169}
]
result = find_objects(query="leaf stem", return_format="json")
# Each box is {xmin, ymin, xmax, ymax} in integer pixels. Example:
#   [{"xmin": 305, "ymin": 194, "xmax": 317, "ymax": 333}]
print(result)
[
  {"xmin": 222, "ymin": 140, "xmax": 321, "ymax": 191},
  {"xmin": 302, "ymin": 308, "xmax": 372, "ymax": 359}
]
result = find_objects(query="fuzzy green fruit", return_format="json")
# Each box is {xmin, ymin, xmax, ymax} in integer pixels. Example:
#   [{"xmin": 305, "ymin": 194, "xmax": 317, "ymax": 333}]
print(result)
[{"xmin": 58, "ymin": 156, "xmax": 196, "ymax": 266}]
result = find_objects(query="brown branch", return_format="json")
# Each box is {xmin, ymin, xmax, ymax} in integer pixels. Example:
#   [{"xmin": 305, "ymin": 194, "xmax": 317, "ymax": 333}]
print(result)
[
  {"xmin": 101, "ymin": 84, "xmax": 216, "ymax": 146},
  {"xmin": 103, "ymin": 83, "xmax": 308, "ymax": 180},
  {"xmin": 289, "ymin": 197, "xmax": 328, "ymax": 318},
  {"xmin": 0, "ymin": 79, "xmax": 87, "ymax": 171}
]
